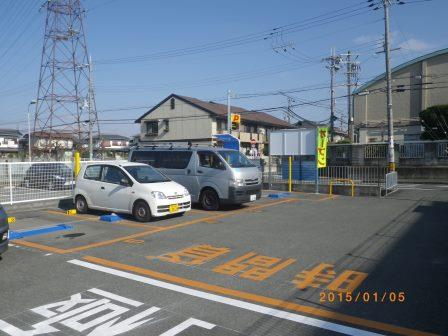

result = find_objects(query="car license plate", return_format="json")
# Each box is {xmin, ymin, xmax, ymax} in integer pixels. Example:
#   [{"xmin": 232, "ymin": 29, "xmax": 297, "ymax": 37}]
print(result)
[
  {"xmin": 169, "ymin": 204, "xmax": 179, "ymax": 213},
  {"xmin": 250, "ymin": 194, "xmax": 257, "ymax": 201}
]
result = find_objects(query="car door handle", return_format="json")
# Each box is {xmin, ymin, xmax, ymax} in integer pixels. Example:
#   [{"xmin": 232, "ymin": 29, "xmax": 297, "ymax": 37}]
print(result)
[
  {"xmin": 186, "ymin": 169, "xmax": 191, "ymax": 174},
  {"xmin": 100, "ymin": 186, "xmax": 105, "ymax": 190},
  {"xmin": 197, "ymin": 170, "xmax": 203, "ymax": 174}
]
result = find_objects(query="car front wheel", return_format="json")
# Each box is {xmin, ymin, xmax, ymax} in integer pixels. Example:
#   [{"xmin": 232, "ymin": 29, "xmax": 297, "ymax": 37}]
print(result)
[{"xmin": 133, "ymin": 201, "xmax": 152, "ymax": 222}]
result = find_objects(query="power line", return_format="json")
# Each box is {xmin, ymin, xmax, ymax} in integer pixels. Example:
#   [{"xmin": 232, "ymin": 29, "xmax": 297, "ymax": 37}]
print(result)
[{"xmin": 94, "ymin": 1, "xmax": 374, "ymax": 66}]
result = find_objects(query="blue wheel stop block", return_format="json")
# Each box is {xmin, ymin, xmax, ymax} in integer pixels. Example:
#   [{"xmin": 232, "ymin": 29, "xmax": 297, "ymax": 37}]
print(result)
[{"xmin": 99, "ymin": 214, "xmax": 123, "ymax": 222}]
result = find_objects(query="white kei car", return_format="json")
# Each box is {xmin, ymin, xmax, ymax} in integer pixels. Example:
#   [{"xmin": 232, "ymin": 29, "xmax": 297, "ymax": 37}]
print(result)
[{"xmin": 74, "ymin": 162, "xmax": 191, "ymax": 222}]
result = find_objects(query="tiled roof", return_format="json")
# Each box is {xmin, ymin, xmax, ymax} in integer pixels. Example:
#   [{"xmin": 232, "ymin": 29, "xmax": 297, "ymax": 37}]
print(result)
[
  {"xmin": 0, "ymin": 129, "xmax": 22, "ymax": 137},
  {"xmin": 136, "ymin": 93, "xmax": 294, "ymax": 128}
]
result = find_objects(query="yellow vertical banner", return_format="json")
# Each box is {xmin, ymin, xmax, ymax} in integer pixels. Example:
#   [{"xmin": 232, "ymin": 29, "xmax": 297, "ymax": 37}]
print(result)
[
  {"xmin": 316, "ymin": 127, "xmax": 328, "ymax": 168},
  {"xmin": 74, "ymin": 151, "xmax": 81, "ymax": 177}
]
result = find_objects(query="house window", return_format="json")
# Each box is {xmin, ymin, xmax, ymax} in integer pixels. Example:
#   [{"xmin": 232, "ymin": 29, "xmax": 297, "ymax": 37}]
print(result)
[
  {"xmin": 146, "ymin": 121, "xmax": 159, "ymax": 136},
  {"xmin": 245, "ymin": 124, "xmax": 257, "ymax": 133},
  {"xmin": 170, "ymin": 98, "xmax": 175, "ymax": 110},
  {"xmin": 217, "ymin": 120, "xmax": 227, "ymax": 131}
]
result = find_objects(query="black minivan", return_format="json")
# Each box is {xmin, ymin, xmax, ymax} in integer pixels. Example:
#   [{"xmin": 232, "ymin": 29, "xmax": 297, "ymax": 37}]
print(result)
[{"xmin": 0, "ymin": 205, "xmax": 9, "ymax": 256}]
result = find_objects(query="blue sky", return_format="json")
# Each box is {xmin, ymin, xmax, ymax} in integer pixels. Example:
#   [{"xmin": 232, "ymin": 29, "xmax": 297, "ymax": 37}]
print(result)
[{"xmin": 0, "ymin": 0, "xmax": 446, "ymax": 136}]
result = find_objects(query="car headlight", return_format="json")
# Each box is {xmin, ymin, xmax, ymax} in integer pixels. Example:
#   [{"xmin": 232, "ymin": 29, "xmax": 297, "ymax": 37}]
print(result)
[
  {"xmin": 151, "ymin": 191, "xmax": 167, "ymax": 199},
  {"xmin": 183, "ymin": 188, "xmax": 190, "ymax": 196},
  {"xmin": 230, "ymin": 178, "xmax": 244, "ymax": 187}
]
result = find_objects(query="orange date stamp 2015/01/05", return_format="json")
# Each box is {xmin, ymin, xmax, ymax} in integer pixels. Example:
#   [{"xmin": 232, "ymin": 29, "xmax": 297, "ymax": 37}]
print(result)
[{"xmin": 320, "ymin": 291, "xmax": 406, "ymax": 303}]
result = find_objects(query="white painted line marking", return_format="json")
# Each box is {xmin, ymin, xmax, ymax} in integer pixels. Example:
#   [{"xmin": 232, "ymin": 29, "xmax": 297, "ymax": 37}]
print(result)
[
  {"xmin": 399, "ymin": 187, "xmax": 436, "ymax": 191},
  {"xmin": 44, "ymin": 253, "xmax": 53, "ymax": 256},
  {"xmin": 68, "ymin": 259, "xmax": 383, "ymax": 336},
  {"xmin": 87, "ymin": 288, "xmax": 143, "ymax": 307},
  {"xmin": 159, "ymin": 318, "xmax": 215, "ymax": 336}
]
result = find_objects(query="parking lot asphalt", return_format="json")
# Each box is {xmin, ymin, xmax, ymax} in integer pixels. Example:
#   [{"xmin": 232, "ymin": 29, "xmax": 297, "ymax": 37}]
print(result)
[{"xmin": 1, "ymin": 187, "xmax": 447, "ymax": 336}]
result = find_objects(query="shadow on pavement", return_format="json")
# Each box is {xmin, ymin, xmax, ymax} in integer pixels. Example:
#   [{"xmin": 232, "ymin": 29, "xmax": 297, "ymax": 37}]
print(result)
[{"xmin": 242, "ymin": 189, "xmax": 448, "ymax": 336}]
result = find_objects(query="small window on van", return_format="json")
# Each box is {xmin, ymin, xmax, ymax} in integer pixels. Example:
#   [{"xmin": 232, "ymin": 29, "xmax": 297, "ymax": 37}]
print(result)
[
  {"xmin": 131, "ymin": 151, "xmax": 161, "ymax": 167},
  {"xmin": 198, "ymin": 151, "xmax": 225, "ymax": 170},
  {"xmin": 160, "ymin": 151, "xmax": 192, "ymax": 169},
  {"xmin": 84, "ymin": 165, "xmax": 102, "ymax": 180}
]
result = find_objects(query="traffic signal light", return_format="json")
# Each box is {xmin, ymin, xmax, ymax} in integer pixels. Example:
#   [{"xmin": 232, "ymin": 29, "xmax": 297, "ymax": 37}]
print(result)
[{"xmin": 231, "ymin": 122, "xmax": 238, "ymax": 131}]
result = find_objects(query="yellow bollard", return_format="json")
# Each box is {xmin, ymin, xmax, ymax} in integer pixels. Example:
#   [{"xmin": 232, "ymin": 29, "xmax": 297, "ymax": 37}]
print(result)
[
  {"xmin": 74, "ymin": 151, "xmax": 81, "ymax": 177},
  {"xmin": 288, "ymin": 156, "xmax": 292, "ymax": 192},
  {"xmin": 7, "ymin": 217, "xmax": 16, "ymax": 224}
]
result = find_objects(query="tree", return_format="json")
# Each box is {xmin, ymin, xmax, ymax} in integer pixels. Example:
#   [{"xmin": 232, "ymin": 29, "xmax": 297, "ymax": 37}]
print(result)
[{"xmin": 420, "ymin": 105, "xmax": 448, "ymax": 140}]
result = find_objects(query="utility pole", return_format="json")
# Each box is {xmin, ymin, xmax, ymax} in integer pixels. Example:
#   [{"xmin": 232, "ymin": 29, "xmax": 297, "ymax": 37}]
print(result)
[
  {"xmin": 323, "ymin": 49, "xmax": 341, "ymax": 142},
  {"xmin": 346, "ymin": 51, "xmax": 353, "ymax": 142},
  {"xmin": 369, "ymin": 0, "xmax": 405, "ymax": 170},
  {"xmin": 88, "ymin": 55, "xmax": 94, "ymax": 160},
  {"xmin": 341, "ymin": 51, "xmax": 360, "ymax": 142},
  {"xmin": 286, "ymin": 97, "xmax": 292, "ymax": 124},
  {"xmin": 227, "ymin": 90, "xmax": 232, "ymax": 134},
  {"xmin": 383, "ymin": 0, "xmax": 395, "ymax": 171}
]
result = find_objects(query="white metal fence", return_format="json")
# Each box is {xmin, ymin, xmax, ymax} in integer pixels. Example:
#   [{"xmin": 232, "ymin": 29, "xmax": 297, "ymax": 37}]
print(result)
[
  {"xmin": 263, "ymin": 162, "xmax": 388, "ymax": 188},
  {"xmin": 0, "ymin": 161, "xmax": 74, "ymax": 205},
  {"xmin": 0, "ymin": 160, "xmax": 124, "ymax": 205}
]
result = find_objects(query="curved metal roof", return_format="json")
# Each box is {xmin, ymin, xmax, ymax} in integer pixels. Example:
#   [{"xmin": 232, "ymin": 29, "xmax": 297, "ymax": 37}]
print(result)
[{"xmin": 353, "ymin": 48, "xmax": 448, "ymax": 94}]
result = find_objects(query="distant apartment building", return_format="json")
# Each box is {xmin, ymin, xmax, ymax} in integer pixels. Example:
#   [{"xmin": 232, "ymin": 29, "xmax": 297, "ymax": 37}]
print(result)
[
  {"xmin": 353, "ymin": 48, "xmax": 448, "ymax": 143},
  {"xmin": 135, "ymin": 94, "xmax": 293, "ymax": 155},
  {"xmin": 0, "ymin": 129, "xmax": 22, "ymax": 160}
]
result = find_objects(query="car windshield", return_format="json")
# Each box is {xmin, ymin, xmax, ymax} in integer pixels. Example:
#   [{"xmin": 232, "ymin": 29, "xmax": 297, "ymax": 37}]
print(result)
[
  {"xmin": 124, "ymin": 165, "xmax": 170, "ymax": 183},
  {"xmin": 218, "ymin": 150, "xmax": 255, "ymax": 168}
]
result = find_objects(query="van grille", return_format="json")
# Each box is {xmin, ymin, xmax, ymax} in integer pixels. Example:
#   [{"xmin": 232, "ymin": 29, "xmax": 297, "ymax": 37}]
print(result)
[
  {"xmin": 157, "ymin": 202, "xmax": 191, "ymax": 213},
  {"xmin": 244, "ymin": 178, "xmax": 259, "ymax": 186}
]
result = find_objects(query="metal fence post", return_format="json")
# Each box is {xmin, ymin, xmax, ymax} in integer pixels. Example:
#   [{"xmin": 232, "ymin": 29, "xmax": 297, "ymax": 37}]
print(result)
[
  {"xmin": 268, "ymin": 153, "xmax": 272, "ymax": 190},
  {"xmin": 8, "ymin": 163, "xmax": 13, "ymax": 205}
]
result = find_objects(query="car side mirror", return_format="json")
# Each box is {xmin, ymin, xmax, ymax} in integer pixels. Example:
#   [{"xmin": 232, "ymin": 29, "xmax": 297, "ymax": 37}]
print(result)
[{"xmin": 120, "ymin": 178, "xmax": 130, "ymax": 187}]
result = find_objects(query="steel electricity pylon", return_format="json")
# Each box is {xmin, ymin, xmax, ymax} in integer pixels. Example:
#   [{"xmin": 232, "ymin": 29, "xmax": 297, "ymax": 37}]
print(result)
[{"xmin": 33, "ymin": 0, "xmax": 99, "ymax": 155}]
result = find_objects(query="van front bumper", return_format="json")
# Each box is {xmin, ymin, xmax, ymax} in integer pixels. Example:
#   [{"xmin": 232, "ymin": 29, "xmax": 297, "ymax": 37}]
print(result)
[{"xmin": 225, "ymin": 185, "xmax": 262, "ymax": 204}]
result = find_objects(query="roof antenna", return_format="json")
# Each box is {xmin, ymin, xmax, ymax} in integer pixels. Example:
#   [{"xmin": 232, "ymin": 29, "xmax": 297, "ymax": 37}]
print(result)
[
  {"xmin": 169, "ymin": 142, "xmax": 173, "ymax": 150},
  {"xmin": 187, "ymin": 141, "xmax": 192, "ymax": 149}
]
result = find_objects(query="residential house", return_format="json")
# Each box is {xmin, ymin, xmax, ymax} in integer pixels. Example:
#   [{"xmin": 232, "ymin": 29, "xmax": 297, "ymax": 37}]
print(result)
[
  {"xmin": 93, "ymin": 134, "xmax": 130, "ymax": 159},
  {"xmin": 0, "ymin": 129, "xmax": 22, "ymax": 160},
  {"xmin": 135, "ymin": 94, "xmax": 294, "ymax": 156}
]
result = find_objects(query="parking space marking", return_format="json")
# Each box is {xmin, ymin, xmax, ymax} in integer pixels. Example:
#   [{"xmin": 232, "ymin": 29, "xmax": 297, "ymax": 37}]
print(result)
[
  {"xmin": 292, "ymin": 263, "xmax": 368, "ymax": 293},
  {"xmin": 213, "ymin": 252, "xmax": 296, "ymax": 282},
  {"xmin": 15, "ymin": 198, "xmax": 298, "ymax": 254},
  {"xmin": 318, "ymin": 195, "xmax": 338, "ymax": 201},
  {"xmin": 150, "ymin": 244, "xmax": 231, "ymax": 266},
  {"xmin": 71, "ymin": 256, "xmax": 438, "ymax": 336},
  {"xmin": 45, "ymin": 209, "xmax": 163, "ymax": 229}
]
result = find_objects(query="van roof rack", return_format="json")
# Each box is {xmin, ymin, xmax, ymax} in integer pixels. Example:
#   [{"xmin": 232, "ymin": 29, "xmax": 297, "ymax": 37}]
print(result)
[{"xmin": 134, "ymin": 143, "xmax": 220, "ymax": 150}]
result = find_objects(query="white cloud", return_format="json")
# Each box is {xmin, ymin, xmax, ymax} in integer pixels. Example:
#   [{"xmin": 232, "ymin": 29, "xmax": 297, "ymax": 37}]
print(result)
[
  {"xmin": 398, "ymin": 38, "xmax": 434, "ymax": 53},
  {"xmin": 353, "ymin": 34, "xmax": 381, "ymax": 45}
]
